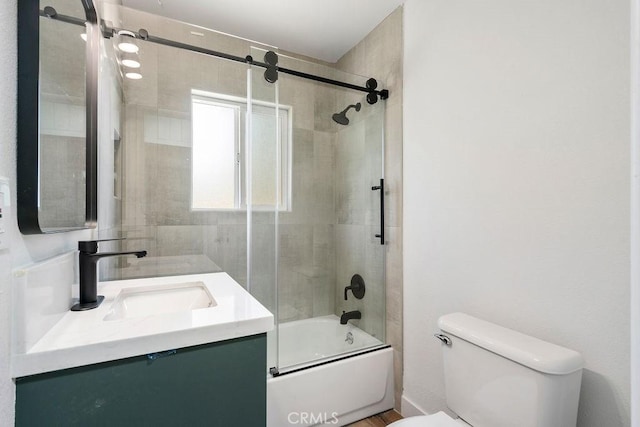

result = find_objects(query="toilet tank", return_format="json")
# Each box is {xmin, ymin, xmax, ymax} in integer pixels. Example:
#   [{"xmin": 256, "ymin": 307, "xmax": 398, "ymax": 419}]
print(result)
[{"xmin": 437, "ymin": 313, "xmax": 583, "ymax": 427}]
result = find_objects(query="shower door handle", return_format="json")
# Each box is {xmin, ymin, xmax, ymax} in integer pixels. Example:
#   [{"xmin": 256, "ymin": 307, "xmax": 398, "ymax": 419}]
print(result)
[{"xmin": 371, "ymin": 179, "xmax": 384, "ymax": 245}]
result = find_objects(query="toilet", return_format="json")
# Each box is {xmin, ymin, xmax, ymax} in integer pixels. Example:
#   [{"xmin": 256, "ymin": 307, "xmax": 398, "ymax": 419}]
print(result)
[{"xmin": 390, "ymin": 313, "xmax": 584, "ymax": 427}]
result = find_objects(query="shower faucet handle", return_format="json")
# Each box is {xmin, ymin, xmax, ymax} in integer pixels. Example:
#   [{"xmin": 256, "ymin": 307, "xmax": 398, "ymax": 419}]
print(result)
[{"xmin": 344, "ymin": 274, "xmax": 366, "ymax": 300}]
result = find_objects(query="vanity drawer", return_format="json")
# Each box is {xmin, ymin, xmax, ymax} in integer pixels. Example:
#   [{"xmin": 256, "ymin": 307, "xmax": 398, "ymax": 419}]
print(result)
[{"xmin": 16, "ymin": 333, "xmax": 266, "ymax": 427}]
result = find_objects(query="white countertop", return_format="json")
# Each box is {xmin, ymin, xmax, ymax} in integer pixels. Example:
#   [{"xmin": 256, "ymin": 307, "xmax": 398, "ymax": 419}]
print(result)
[{"xmin": 12, "ymin": 272, "xmax": 273, "ymax": 378}]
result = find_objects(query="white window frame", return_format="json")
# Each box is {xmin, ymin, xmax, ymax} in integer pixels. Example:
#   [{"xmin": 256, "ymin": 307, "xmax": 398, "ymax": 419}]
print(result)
[{"xmin": 190, "ymin": 89, "xmax": 292, "ymax": 212}]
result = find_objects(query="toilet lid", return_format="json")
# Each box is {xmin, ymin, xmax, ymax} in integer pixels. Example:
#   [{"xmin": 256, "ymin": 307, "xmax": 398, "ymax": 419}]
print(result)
[{"xmin": 388, "ymin": 412, "xmax": 468, "ymax": 427}]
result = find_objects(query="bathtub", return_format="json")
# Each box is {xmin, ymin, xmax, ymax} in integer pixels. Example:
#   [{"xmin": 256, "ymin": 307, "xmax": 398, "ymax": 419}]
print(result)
[{"xmin": 267, "ymin": 315, "xmax": 394, "ymax": 427}]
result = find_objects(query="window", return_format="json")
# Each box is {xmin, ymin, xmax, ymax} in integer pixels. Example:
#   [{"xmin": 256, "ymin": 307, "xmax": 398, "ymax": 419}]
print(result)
[{"xmin": 191, "ymin": 90, "xmax": 291, "ymax": 211}]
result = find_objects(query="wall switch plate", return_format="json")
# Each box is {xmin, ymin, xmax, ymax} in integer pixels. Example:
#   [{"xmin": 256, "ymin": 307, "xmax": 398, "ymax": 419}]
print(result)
[{"xmin": 0, "ymin": 177, "xmax": 10, "ymax": 251}]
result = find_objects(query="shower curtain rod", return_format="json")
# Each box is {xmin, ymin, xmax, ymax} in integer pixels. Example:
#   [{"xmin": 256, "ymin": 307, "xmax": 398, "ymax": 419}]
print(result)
[{"xmin": 38, "ymin": 8, "xmax": 389, "ymax": 102}]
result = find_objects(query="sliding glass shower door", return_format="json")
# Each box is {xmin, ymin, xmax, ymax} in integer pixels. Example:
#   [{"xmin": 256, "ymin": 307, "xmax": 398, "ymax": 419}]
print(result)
[
  {"xmin": 99, "ymin": 5, "xmax": 273, "ymax": 290},
  {"xmin": 246, "ymin": 46, "xmax": 282, "ymax": 372},
  {"xmin": 248, "ymin": 53, "xmax": 387, "ymax": 374}
]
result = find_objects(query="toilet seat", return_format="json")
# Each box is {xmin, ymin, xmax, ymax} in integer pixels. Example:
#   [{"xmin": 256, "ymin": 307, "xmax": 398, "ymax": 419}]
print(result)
[{"xmin": 388, "ymin": 411, "xmax": 469, "ymax": 427}]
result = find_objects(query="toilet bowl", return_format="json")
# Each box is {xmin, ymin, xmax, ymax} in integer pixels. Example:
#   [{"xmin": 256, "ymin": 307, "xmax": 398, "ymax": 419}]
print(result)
[
  {"xmin": 391, "ymin": 313, "xmax": 584, "ymax": 427},
  {"xmin": 389, "ymin": 411, "xmax": 467, "ymax": 427}
]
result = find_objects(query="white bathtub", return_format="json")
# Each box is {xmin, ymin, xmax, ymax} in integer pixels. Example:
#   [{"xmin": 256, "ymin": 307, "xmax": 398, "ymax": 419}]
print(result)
[{"xmin": 267, "ymin": 315, "xmax": 394, "ymax": 427}]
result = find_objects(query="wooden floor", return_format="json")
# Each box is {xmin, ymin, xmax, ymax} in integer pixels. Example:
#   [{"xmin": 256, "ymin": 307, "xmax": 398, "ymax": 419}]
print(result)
[{"xmin": 347, "ymin": 410, "xmax": 403, "ymax": 426}]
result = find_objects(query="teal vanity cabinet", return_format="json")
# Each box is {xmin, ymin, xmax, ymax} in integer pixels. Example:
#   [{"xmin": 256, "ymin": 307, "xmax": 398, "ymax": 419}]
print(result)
[{"xmin": 15, "ymin": 334, "xmax": 266, "ymax": 427}]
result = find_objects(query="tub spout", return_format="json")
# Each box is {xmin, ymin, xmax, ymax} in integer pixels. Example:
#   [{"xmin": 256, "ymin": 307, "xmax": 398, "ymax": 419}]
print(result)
[{"xmin": 340, "ymin": 310, "xmax": 361, "ymax": 325}]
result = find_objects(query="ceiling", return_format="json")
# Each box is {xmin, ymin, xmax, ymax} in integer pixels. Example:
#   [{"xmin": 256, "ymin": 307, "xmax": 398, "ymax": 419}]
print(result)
[{"xmin": 121, "ymin": 0, "xmax": 405, "ymax": 63}]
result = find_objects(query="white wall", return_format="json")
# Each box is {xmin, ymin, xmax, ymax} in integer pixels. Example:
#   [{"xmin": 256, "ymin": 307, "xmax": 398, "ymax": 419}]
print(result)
[
  {"xmin": 0, "ymin": 0, "xmax": 16, "ymax": 412},
  {"xmin": 0, "ymin": 1, "xmax": 92, "ymax": 425},
  {"xmin": 403, "ymin": 1, "xmax": 630, "ymax": 426},
  {"xmin": 631, "ymin": 1, "xmax": 640, "ymax": 425}
]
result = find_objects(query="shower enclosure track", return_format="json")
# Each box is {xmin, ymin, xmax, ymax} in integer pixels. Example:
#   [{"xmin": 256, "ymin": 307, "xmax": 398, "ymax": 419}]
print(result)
[
  {"xmin": 104, "ymin": 27, "xmax": 390, "ymax": 102},
  {"xmin": 270, "ymin": 344, "xmax": 391, "ymax": 377},
  {"xmin": 38, "ymin": 7, "xmax": 390, "ymax": 102}
]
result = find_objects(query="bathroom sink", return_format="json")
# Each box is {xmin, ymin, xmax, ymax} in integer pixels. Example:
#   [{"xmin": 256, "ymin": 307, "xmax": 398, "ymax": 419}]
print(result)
[{"xmin": 103, "ymin": 281, "xmax": 216, "ymax": 321}]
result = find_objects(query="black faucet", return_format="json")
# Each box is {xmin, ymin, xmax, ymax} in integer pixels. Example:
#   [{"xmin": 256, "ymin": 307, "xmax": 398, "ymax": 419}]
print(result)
[
  {"xmin": 340, "ymin": 310, "xmax": 361, "ymax": 325},
  {"xmin": 71, "ymin": 240, "xmax": 147, "ymax": 311}
]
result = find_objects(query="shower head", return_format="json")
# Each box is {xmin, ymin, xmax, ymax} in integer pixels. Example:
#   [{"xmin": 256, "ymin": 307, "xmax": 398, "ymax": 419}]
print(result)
[{"xmin": 332, "ymin": 103, "xmax": 361, "ymax": 126}]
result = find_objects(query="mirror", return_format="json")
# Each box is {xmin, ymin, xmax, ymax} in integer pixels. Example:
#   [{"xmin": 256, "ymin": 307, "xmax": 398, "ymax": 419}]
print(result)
[{"xmin": 17, "ymin": 0, "xmax": 98, "ymax": 234}]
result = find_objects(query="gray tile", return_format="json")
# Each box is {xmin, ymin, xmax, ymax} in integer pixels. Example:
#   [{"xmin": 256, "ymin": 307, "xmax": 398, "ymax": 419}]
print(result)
[
  {"xmin": 335, "ymin": 121, "xmax": 366, "ymax": 225},
  {"xmin": 385, "ymin": 98, "xmax": 403, "ymax": 228}
]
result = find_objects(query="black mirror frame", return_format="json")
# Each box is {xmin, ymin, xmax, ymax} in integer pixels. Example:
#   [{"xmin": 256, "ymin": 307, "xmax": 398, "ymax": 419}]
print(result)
[{"xmin": 17, "ymin": 0, "xmax": 99, "ymax": 234}]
